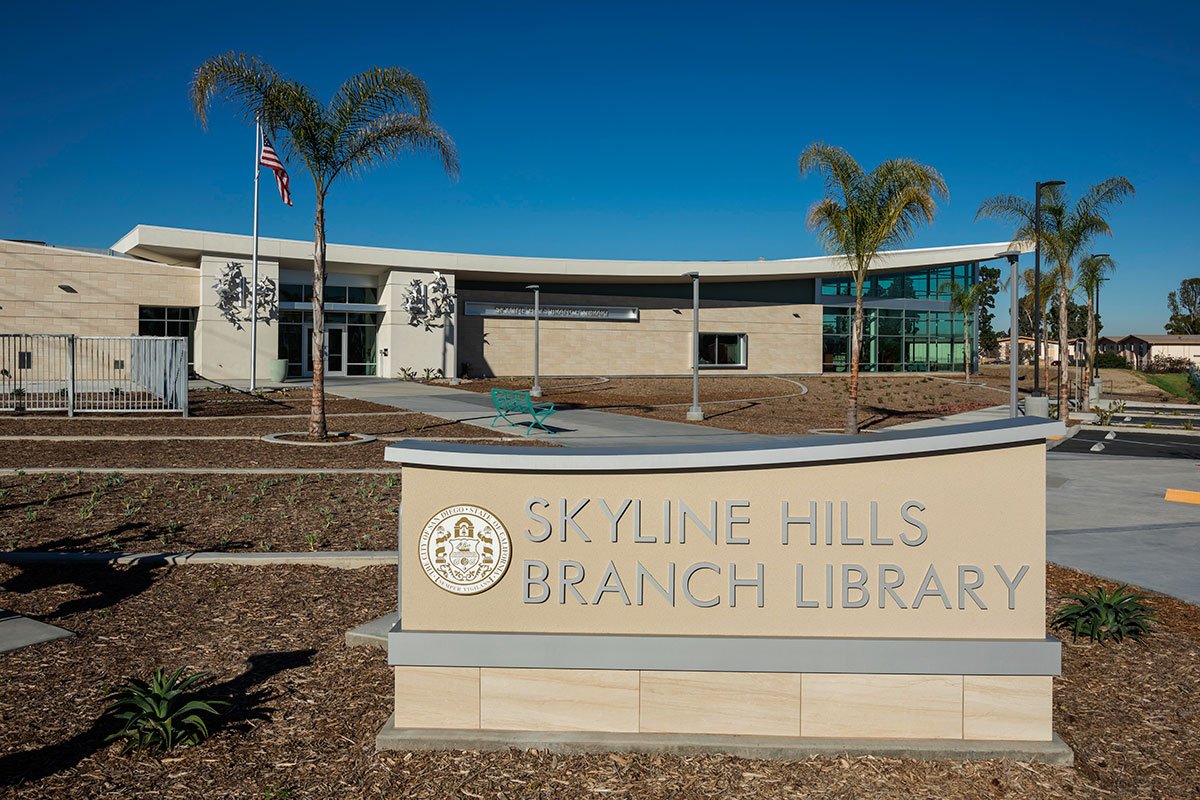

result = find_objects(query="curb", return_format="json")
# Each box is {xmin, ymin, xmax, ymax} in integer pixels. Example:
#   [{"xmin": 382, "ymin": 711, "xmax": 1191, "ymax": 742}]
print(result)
[
  {"xmin": 1078, "ymin": 424, "xmax": 1200, "ymax": 439},
  {"xmin": 261, "ymin": 432, "xmax": 378, "ymax": 447},
  {"xmin": 0, "ymin": 550, "xmax": 396, "ymax": 569}
]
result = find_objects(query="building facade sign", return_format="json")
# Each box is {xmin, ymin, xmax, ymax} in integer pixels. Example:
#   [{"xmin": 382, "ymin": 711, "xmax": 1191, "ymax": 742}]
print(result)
[
  {"xmin": 379, "ymin": 419, "xmax": 1069, "ymax": 757},
  {"xmin": 464, "ymin": 301, "xmax": 639, "ymax": 321}
]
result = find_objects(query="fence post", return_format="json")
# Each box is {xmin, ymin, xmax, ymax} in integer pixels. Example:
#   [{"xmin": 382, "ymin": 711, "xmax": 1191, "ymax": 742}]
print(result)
[
  {"xmin": 67, "ymin": 334, "xmax": 76, "ymax": 417},
  {"xmin": 180, "ymin": 338, "xmax": 189, "ymax": 418}
]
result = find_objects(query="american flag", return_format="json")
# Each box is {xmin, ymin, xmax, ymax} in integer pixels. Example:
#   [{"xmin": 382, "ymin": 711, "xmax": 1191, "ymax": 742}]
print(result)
[{"xmin": 259, "ymin": 132, "xmax": 292, "ymax": 206}]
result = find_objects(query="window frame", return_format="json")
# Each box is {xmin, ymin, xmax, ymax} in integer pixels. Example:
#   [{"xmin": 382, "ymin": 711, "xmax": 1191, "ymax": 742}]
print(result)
[{"xmin": 698, "ymin": 331, "xmax": 748, "ymax": 369}]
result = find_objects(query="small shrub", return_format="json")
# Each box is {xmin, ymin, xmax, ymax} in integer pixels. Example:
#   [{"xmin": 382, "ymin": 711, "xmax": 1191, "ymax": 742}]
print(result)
[
  {"xmin": 1185, "ymin": 420, "xmax": 1194, "ymax": 431},
  {"xmin": 1091, "ymin": 405, "xmax": 1114, "ymax": 426},
  {"xmin": 1095, "ymin": 352, "xmax": 1131, "ymax": 369},
  {"xmin": 397, "ymin": 367, "xmax": 419, "ymax": 381},
  {"xmin": 1051, "ymin": 585, "xmax": 1158, "ymax": 643},
  {"xmin": 1142, "ymin": 355, "xmax": 1193, "ymax": 374},
  {"xmin": 104, "ymin": 667, "xmax": 227, "ymax": 753}
]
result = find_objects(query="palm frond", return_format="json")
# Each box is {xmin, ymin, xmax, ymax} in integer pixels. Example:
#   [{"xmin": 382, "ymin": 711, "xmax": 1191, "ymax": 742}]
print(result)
[
  {"xmin": 332, "ymin": 113, "xmax": 460, "ymax": 184},
  {"xmin": 191, "ymin": 52, "xmax": 282, "ymax": 129}
]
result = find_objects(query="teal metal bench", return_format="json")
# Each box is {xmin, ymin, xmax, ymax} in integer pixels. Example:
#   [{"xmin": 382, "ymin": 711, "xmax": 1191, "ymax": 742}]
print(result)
[{"xmin": 490, "ymin": 388, "xmax": 557, "ymax": 435}]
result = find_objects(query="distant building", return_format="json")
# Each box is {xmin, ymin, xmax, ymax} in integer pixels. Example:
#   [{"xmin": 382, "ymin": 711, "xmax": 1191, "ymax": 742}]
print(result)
[
  {"xmin": 1098, "ymin": 334, "xmax": 1200, "ymax": 369},
  {"xmin": 995, "ymin": 335, "xmax": 1087, "ymax": 365}
]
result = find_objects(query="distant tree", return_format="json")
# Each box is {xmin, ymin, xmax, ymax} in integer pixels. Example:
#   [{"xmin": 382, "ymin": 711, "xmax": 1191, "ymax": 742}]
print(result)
[
  {"xmin": 975, "ymin": 265, "xmax": 1002, "ymax": 356},
  {"xmin": 941, "ymin": 280, "xmax": 991, "ymax": 383},
  {"xmin": 1016, "ymin": 266, "xmax": 1060, "ymax": 340},
  {"xmin": 1077, "ymin": 253, "xmax": 1116, "ymax": 378},
  {"xmin": 1048, "ymin": 302, "xmax": 1093, "ymax": 341},
  {"xmin": 978, "ymin": 178, "xmax": 1134, "ymax": 417},
  {"xmin": 798, "ymin": 143, "xmax": 947, "ymax": 433},
  {"xmin": 1166, "ymin": 278, "xmax": 1200, "ymax": 335},
  {"xmin": 191, "ymin": 53, "xmax": 459, "ymax": 438}
]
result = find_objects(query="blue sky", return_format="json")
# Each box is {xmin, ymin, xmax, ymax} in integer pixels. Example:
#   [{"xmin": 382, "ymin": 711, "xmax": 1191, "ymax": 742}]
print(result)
[{"xmin": 2, "ymin": 1, "xmax": 1196, "ymax": 334}]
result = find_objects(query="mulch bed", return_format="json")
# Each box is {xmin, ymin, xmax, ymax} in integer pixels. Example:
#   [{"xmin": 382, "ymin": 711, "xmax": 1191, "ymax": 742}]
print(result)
[
  {"xmin": 0, "ymin": 472, "xmax": 400, "ymax": 552},
  {"xmin": 0, "ymin": 562, "xmax": 1196, "ymax": 798},
  {"xmin": 187, "ymin": 387, "xmax": 399, "ymax": 417},
  {"xmin": 458, "ymin": 371, "xmax": 1034, "ymax": 434},
  {"xmin": 0, "ymin": 412, "xmax": 475, "ymax": 438}
]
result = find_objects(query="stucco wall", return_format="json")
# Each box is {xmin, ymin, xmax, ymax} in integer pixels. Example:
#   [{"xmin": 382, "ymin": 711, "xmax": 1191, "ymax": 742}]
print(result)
[
  {"xmin": 196, "ymin": 256, "xmax": 279, "ymax": 380},
  {"xmin": 456, "ymin": 287, "xmax": 822, "ymax": 377},
  {"xmin": 0, "ymin": 240, "xmax": 198, "ymax": 336}
]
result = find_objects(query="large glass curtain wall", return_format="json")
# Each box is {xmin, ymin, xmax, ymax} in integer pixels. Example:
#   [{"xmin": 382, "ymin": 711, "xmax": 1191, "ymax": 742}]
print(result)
[
  {"xmin": 820, "ymin": 264, "xmax": 975, "ymax": 373},
  {"xmin": 822, "ymin": 308, "xmax": 971, "ymax": 372}
]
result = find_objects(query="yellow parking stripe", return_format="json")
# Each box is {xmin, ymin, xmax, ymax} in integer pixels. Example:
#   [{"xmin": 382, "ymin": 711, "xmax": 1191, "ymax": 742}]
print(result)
[{"xmin": 1164, "ymin": 489, "xmax": 1200, "ymax": 505}]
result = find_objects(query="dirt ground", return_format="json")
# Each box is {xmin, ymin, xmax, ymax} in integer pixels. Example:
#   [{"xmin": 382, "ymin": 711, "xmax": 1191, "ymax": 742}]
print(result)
[
  {"xmin": 0, "ymin": 562, "xmax": 1196, "ymax": 799},
  {"xmin": 0, "ymin": 472, "xmax": 400, "ymax": 552},
  {"xmin": 187, "ymin": 387, "xmax": 398, "ymax": 417},
  {"xmin": 459, "ymin": 368, "xmax": 1041, "ymax": 433},
  {"xmin": 1098, "ymin": 368, "xmax": 1187, "ymax": 404}
]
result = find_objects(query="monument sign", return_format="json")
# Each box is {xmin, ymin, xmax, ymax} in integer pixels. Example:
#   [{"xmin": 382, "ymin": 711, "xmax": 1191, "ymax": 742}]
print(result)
[{"xmin": 381, "ymin": 418, "xmax": 1068, "ymax": 758}]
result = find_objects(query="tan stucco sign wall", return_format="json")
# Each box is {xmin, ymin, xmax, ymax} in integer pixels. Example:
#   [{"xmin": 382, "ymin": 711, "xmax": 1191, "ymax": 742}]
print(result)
[
  {"xmin": 400, "ymin": 444, "xmax": 1045, "ymax": 640},
  {"xmin": 383, "ymin": 421, "xmax": 1065, "ymax": 749}
]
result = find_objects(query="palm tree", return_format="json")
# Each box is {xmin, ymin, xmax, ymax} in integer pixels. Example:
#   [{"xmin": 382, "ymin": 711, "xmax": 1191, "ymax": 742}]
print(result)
[
  {"xmin": 191, "ymin": 53, "xmax": 460, "ymax": 438},
  {"xmin": 798, "ymin": 143, "xmax": 948, "ymax": 433},
  {"xmin": 977, "ymin": 179, "xmax": 1133, "ymax": 417},
  {"xmin": 941, "ymin": 280, "xmax": 990, "ymax": 383},
  {"xmin": 1015, "ymin": 266, "xmax": 1059, "ymax": 363},
  {"xmin": 1077, "ymin": 253, "xmax": 1116, "ymax": 381}
]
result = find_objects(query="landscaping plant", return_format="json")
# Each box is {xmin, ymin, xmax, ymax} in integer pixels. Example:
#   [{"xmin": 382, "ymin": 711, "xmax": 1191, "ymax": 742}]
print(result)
[
  {"xmin": 192, "ymin": 54, "xmax": 459, "ymax": 439},
  {"xmin": 979, "ymin": 178, "xmax": 1134, "ymax": 420},
  {"xmin": 104, "ymin": 667, "xmax": 228, "ymax": 753},
  {"xmin": 798, "ymin": 143, "xmax": 948, "ymax": 433},
  {"xmin": 1051, "ymin": 585, "xmax": 1158, "ymax": 643}
]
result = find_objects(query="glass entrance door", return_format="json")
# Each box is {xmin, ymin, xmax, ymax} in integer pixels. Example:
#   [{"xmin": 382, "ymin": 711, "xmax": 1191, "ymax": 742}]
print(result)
[{"xmin": 302, "ymin": 324, "xmax": 348, "ymax": 377}]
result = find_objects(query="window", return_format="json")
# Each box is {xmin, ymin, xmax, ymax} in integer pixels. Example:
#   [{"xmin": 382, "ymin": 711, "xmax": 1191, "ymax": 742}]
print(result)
[
  {"xmin": 699, "ymin": 333, "xmax": 747, "ymax": 368},
  {"xmin": 280, "ymin": 283, "xmax": 378, "ymax": 305},
  {"xmin": 138, "ymin": 306, "xmax": 197, "ymax": 371}
]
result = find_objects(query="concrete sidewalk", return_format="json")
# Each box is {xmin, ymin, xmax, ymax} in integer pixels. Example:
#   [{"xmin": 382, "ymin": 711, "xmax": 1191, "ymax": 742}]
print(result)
[
  {"xmin": 0, "ymin": 610, "xmax": 73, "ymax": 654},
  {"xmin": 325, "ymin": 378, "xmax": 776, "ymax": 448}
]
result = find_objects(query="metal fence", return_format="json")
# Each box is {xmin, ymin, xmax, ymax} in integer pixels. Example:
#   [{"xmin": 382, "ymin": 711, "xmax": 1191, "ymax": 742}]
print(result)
[{"xmin": 0, "ymin": 334, "xmax": 188, "ymax": 415}]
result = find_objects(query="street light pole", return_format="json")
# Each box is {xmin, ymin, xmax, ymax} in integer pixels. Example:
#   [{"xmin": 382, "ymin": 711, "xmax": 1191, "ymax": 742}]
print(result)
[
  {"xmin": 449, "ymin": 294, "xmax": 460, "ymax": 386},
  {"xmin": 998, "ymin": 250, "xmax": 1022, "ymax": 418},
  {"xmin": 1088, "ymin": 256, "xmax": 1110, "ymax": 383},
  {"xmin": 684, "ymin": 272, "xmax": 703, "ymax": 421},
  {"xmin": 527, "ymin": 285, "xmax": 542, "ymax": 398}
]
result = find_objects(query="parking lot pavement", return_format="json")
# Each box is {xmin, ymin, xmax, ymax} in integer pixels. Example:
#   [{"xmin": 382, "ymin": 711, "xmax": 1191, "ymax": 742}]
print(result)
[
  {"xmin": 1054, "ymin": 428, "xmax": 1200, "ymax": 459},
  {"xmin": 1046, "ymin": 449, "xmax": 1200, "ymax": 604}
]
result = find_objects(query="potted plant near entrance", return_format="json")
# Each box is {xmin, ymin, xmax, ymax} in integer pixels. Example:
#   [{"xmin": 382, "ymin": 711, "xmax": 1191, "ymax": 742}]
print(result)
[{"xmin": 267, "ymin": 358, "xmax": 289, "ymax": 383}]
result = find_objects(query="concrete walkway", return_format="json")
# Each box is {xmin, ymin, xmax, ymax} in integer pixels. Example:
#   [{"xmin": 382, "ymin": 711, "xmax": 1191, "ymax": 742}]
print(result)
[
  {"xmin": 0, "ymin": 610, "xmax": 73, "ymax": 654},
  {"xmin": 325, "ymin": 377, "xmax": 776, "ymax": 448}
]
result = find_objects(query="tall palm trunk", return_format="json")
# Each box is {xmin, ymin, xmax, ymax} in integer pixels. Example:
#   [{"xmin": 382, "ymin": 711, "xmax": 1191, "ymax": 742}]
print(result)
[
  {"xmin": 962, "ymin": 311, "xmax": 971, "ymax": 383},
  {"xmin": 847, "ymin": 284, "xmax": 864, "ymax": 434},
  {"xmin": 1057, "ymin": 285, "xmax": 1070, "ymax": 419},
  {"xmin": 309, "ymin": 192, "xmax": 329, "ymax": 439},
  {"xmin": 1086, "ymin": 296, "xmax": 1096, "ymax": 386}
]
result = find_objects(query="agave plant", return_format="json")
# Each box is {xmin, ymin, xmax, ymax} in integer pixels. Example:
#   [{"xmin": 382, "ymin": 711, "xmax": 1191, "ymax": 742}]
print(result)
[
  {"xmin": 1051, "ymin": 585, "xmax": 1158, "ymax": 643},
  {"xmin": 104, "ymin": 667, "xmax": 227, "ymax": 752}
]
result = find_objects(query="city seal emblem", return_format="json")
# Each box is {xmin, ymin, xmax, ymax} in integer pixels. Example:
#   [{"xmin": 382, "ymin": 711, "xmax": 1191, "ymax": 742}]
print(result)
[{"xmin": 418, "ymin": 505, "xmax": 512, "ymax": 595}]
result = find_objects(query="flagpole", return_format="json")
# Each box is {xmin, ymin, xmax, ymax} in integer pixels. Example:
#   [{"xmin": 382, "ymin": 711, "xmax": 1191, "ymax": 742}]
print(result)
[{"xmin": 250, "ymin": 116, "xmax": 261, "ymax": 392}]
